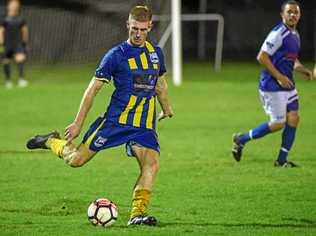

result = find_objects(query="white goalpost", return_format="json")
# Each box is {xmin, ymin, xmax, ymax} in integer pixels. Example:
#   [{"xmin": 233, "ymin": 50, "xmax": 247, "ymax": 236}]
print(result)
[
  {"xmin": 153, "ymin": 0, "xmax": 224, "ymax": 86},
  {"xmin": 171, "ymin": 0, "xmax": 182, "ymax": 86}
]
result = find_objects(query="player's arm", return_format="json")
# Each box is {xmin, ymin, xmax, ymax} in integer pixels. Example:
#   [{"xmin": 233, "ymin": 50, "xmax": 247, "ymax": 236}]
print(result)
[
  {"xmin": 64, "ymin": 79, "xmax": 105, "ymax": 143},
  {"xmin": 0, "ymin": 26, "xmax": 5, "ymax": 53},
  {"xmin": 21, "ymin": 24, "xmax": 29, "ymax": 47},
  {"xmin": 294, "ymin": 59, "xmax": 313, "ymax": 80},
  {"xmin": 257, "ymin": 50, "xmax": 294, "ymax": 88},
  {"xmin": 155, "ymin": 75, "xmax": 173, "ymax": 121}
]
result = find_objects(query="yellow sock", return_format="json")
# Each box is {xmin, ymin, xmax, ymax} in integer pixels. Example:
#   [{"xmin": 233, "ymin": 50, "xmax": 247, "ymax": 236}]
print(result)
[
  {"xmin": 130, "ymin": 189, "xmax": 151, "ymax": 219},
  {"xmin": 46, "ymin": 138, "xmax": 67, "ymax": 158}
]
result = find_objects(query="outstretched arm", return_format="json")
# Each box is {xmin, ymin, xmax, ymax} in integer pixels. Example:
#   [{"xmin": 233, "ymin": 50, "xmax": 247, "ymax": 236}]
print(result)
[
  {"xmin": 155, "ymin": 75, "xmax": 173, "ymax": 121},
  {"xmin": 294, "ymin": 59, "xmax": 313, "ymax": 80},
  {"xmin": 65, "ymin": 79, "xmax": 104, "ymax": 143},
  {"xmin": 257, "ymin": 50, "xmax": 294, "ymax": 88}
]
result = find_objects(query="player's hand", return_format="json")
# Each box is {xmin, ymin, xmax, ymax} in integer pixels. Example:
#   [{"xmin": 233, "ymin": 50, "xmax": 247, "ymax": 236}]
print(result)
[
  {"xmin": 301, "ymin": 69, "xmax": 313, "ymax": 81},
  {"xmin": 276, "ymin": 74, "xmax": 294, "ymax": 89},
  {"xmin": 64, "ymin": 122, "xmax": 81, "ymax": 144},
  {"xmin": 158, "ymin": 108, "xmax": 174, "ymax": 122}
]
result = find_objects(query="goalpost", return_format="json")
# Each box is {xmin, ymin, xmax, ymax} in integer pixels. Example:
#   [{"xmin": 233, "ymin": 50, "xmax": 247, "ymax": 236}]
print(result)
[{"xmin": 153, "ymin": 0, "xmax": 224, "ymax": 86}]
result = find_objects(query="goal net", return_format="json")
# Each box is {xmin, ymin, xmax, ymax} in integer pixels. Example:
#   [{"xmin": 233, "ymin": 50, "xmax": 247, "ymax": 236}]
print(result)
[{"xmin": 0, "ymin": 0, "xmax": 224, "ymax": 85}]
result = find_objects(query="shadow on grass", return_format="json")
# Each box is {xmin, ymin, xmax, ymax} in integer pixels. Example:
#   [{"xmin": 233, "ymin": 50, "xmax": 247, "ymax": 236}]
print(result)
[
  {"xmin": 282, "ymin": 217, "xmax": 316, "ymax": 225},
  {"xmin": 0, "ymin": 150, "xmax": 48, "ymax": 155},
  {"xmin": 159, "ymin": 221, "xmax": 316, "ymax": 229},
  {"xmin": 0, "ymin": 198, "xmax": 87, "ymax": 216}
]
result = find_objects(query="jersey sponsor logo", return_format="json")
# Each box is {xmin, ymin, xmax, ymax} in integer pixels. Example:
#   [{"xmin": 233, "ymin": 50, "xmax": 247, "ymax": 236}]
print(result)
[
  {"xmin": 94, "ymin": 136, "xmax": 107, "ymax": 148},
  {"xmin": 266, "ymin": 41, "xmax": 274, "ymax": 49},
  {"xmin": 133, "ymin": 74, "xmax": 158, "ymax": 93},
  {"xmin": 134, "ymin": 84, "xmax": 155, "ymax": 90},
  {"xmin": 149, "ymin": 52, "xmax": 159, "ymax": 64}
]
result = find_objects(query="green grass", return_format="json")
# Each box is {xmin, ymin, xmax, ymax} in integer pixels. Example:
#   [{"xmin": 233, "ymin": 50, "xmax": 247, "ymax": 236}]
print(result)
[{"xmin": 0, "ymin": 63, "xmax": 315, "ymax": 236}]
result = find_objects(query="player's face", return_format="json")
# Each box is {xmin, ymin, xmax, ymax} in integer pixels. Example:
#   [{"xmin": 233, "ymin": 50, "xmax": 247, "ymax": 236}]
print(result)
[
  {"xmin": 127, "ymin": 19, "xmax": 152, "ymax": 47},
  {"xmin": 281, "ymin": 4, "xmax": 301, "ymax": 29},
  {"xmin": 7, "ymin": 1, "xmax": 20, "ymax": 16}
]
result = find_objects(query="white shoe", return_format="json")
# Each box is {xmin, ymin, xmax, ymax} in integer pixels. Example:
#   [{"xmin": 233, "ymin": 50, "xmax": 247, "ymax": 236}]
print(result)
[
  {"xmin": 18, "ymin": 79, "xmax": 29, "ymax": 88},
  {"xmin": 5, "ymin": 81, "xmax": 13, "ymax": 89}
]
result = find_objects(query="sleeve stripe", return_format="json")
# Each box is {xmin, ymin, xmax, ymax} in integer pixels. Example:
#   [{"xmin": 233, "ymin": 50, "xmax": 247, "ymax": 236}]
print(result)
[{"xmin": 94, "ymin": 76, "xmax": 110, "ymax": 83}]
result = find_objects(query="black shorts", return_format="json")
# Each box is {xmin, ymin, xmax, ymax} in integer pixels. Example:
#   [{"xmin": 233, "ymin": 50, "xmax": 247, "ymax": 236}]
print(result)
[{"xmin": 2, "ymin": 44, "xmax": 26, "ymax": 59}]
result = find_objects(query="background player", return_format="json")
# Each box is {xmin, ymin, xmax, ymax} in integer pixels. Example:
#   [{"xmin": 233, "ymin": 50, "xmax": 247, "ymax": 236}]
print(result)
[
  {"xmin": 232, "ymin": 0, "xmax": 313, "ymax": 167},
  {"xmin": 0, "ymin": 0, "xmax": 28, "ymax": 89},
  {"xmin": 26, "ymin": 5, "xmax": 173, "ymax": 226}
]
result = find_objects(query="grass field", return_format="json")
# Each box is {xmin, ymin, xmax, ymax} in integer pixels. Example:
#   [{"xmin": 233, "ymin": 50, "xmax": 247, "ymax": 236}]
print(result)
[{"xmin": 0, "ymin": 63, "xmax": 315, "ymax": 236}]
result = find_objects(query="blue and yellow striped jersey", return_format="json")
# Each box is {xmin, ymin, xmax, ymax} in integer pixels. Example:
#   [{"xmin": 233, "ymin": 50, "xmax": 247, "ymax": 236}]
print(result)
[{"xmin": 94, "ymin": 41, "xmax": 166, "ymax": 130}]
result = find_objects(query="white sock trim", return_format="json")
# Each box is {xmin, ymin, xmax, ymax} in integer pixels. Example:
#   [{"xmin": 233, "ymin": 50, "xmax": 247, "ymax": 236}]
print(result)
[
  {"xmin": 249, "ymin": 130, "xmax": 253, "ymax": 139},
  {"xmin": 281, "ymin": 147, "xmax": 289, "ymax": 153}
]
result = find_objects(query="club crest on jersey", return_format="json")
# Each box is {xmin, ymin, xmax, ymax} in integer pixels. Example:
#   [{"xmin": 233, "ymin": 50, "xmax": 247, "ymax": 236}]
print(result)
[
  {"xmin": 266, "ymin": 41, "xmax": 274, "ymax": 49},
  {"xmin": 149, "ymin": 52, "xmax": 159, "ymax": 64},
  {"xmin": 94, "ymin": 136, "xmax": 107, "ymax": 147}
]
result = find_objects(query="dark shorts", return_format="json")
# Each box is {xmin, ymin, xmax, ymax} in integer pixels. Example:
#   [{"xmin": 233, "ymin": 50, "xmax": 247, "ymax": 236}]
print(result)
[
  {"xmin": 2, "ymin": 44, "xmax": 26, "ymax": 59},
  {"xmin": 82, "ymin": 115, "xmax": 160, "ymax": 157}
]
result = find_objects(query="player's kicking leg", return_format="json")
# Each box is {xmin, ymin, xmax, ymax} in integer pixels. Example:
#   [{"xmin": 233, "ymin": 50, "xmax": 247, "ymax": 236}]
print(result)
[
  {"xmin": 232, "ymin": 90, "xmax": 288, "ymax": 163},
  {"xmin": 26, "ymin": 131, "xmax": 96, "ymax": 167},
  {"xmin": 232, "ymin": 122, "xmax": 273, "ymax": 162},
  {"xmin": 127, "ymin": 145, "xmax": 159, "ymax": 226}
]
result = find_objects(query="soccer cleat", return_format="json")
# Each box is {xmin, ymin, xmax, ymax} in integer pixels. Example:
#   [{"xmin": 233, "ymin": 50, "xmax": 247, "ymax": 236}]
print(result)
[
  {"xmin": 127, "ymin": 215, "xmax": 157, "ymax": 226},
  {"xmin": 274, "ymin": 160, "xmax": 298, "ymax": 168},
  {"xmin": 232, "ymin": 133, "xmax": 244, "ymax": 162},
  {"xmin": 18, "ymin": 79, "xmax": 29, "ymax": 88},
  {"xmin": 26, "ymin": 131, "xmax": 60, "ymax": 150}
]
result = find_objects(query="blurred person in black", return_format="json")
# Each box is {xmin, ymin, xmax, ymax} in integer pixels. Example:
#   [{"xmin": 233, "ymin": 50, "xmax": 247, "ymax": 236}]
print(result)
[{"xmin": 0, "ymin": 0, "xmax": 28, "ymax": 89}]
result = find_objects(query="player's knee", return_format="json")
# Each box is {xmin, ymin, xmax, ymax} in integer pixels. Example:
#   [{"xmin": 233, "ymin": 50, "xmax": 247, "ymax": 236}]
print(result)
[
  {"xmin": 287, "ymin": 113, "xmax": 299, "ymax": 126},
  {"xmin": 141, "ymin": 159, "xmax": 159, "ymax": 178},
  {"xmin": 15, "ymin": 56, "xmax": 26, "ymax": 63},
  {"xmin": 148, "ymin": 158, "xmax": 159, "ymax": 175},
  {"xmin": 64, "ymin": 152, "xmax": 86, "ymax": 168},
  {"xmin": 152, "ymin": 160, "xmax": 159, "ymax": 175},
  {"xmin": 69, "ymin": 157, "xmax": 86, "ymax": 168},
  {"xmin": 269, "ymin": 121, "xmax": 285, "ymax": 132}
]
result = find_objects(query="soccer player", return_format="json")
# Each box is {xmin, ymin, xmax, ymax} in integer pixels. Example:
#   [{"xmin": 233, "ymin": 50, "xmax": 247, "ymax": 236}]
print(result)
[
  {"xmin": 26, "ymin": 5, "xmax": 173, "ymax": 226},
  {"xmin": 0, "ymin": 0, "xmax": 28, "ymax": 89},
  {"xmin": 232, "ymin": 0, "xmax": 313, "ymax": 167}
]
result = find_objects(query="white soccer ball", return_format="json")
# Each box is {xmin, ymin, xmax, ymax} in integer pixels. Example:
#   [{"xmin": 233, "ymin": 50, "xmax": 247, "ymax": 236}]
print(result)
[{"xmin": 87, "ymin": 198, "xmax": 118, "ymax": 227}]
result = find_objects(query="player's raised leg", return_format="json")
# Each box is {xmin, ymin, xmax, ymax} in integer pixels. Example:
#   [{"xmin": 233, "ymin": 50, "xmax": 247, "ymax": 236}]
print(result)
[
  {"xmin": 127, "ymin": 145, "xmax": 159, "ymax": 226},
  {"xmin": 232, "ymin": 122, "xmax": 284, "ymax": 162},
  {"xmin": 232, "ymin": 123, "xmax": 272, "ymax": 162},
  {"xmin": 26, "ymin": 132, "xmax": 96, "ymax": 167},
  {"xmin": 232, "ymin": 91, "xmax": 286, "ymax": 162}
]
